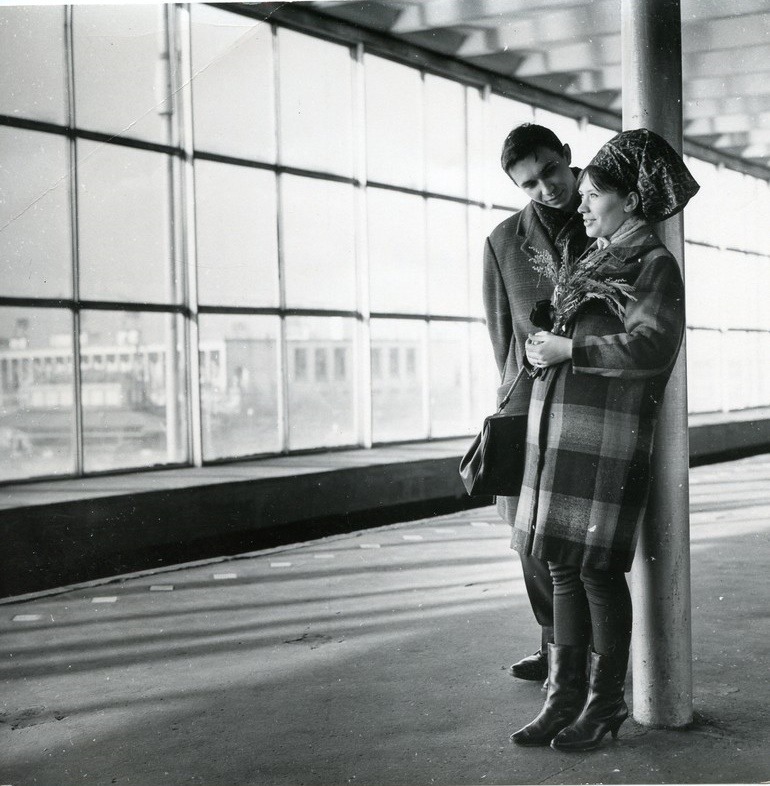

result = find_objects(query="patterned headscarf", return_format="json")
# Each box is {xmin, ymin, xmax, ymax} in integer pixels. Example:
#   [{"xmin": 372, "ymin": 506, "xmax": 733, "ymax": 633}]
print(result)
[{"xmin": 587, "ymin": 128, "xmax": 699, "ymax": 222}]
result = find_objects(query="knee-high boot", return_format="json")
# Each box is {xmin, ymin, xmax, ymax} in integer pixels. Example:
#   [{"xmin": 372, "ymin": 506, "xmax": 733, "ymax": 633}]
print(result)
[
  {"xmin": 550, "ymin": 650, "xmax": 629, "ymax": 751},
  {"xmin": 510, "ymin": 643, "xmax": 588, "ymax": 746}
]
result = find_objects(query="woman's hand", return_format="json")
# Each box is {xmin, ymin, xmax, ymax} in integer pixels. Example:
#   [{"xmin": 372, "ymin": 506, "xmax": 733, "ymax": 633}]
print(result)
[{"xmin": 525, "ymin": 331, "xmax": 573, "ymax": 369}]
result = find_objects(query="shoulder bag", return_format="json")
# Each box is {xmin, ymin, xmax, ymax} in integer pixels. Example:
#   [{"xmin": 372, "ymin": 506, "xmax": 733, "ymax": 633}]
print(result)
[{"xmin": 458, "ymin": 366, "xmax": 528, "ymax": 497}]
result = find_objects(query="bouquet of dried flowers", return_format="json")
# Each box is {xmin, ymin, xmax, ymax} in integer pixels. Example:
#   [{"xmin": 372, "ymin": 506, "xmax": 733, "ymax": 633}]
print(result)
[{"xmin": 529, "ymin": 247, "xmax": 637, "ymax": 334}]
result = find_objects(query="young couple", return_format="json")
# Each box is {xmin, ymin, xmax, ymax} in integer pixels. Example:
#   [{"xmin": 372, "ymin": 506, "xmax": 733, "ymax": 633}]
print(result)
[{"xmin": 483, "ymin": 124, "xmax": 699, "ymax": 751}]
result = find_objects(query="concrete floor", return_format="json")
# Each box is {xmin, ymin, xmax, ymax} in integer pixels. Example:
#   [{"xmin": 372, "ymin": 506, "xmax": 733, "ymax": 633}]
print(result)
[{"xmin": 1, "ymin": 455, "xmax": 769, "ymax": 785}]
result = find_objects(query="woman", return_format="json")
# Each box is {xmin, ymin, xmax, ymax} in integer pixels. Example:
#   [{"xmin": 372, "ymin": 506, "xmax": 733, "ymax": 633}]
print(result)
[{"xmin": 509, "ymin": 128, "xmax": 699, "ymax": 752}]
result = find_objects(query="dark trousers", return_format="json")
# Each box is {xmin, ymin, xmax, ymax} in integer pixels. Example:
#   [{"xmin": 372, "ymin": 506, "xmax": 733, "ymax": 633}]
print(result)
[
  {"xmin": 548, "ymin": 562, "xmax": 632, "ymax": 657},
  {"xmin": 520, "ymin": 553, "xmax": 554, "ymax": 650}
]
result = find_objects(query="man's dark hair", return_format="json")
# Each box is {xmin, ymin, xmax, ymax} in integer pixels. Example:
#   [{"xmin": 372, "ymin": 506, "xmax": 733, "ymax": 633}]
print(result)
[{"xmin": 500, "ymin": 123, "xmax": 565, "ymax": 173}]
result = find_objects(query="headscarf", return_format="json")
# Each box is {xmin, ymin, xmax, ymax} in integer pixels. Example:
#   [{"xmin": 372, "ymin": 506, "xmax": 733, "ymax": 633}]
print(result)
[{"xmin": 587, "ymin": 128, "xmax": 699, "ymax": 222}]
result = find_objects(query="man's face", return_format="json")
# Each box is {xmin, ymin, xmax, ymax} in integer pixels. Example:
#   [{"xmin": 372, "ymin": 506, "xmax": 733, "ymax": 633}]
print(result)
[{"xmin": 507, "ymin": 144, "xmax": 577, "ymax": 211}]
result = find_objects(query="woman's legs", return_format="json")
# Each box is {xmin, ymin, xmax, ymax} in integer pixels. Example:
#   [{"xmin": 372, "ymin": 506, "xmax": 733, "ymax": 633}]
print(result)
[
  {"xmin": 548, "ymin": 562, "xmax": 591, "ymax": 648},
  {"xmin": 510, "ymin": 562, "xmax": 591, "ymax": 746},
  {"xmin": 548, "ymin": 562, "xmax": 631, "ymax": 653},
  {"xmin": 579, "ymin": 566, "xmax": 632, "ymax": 657},
  {"xmin": 550, "ymin": 565, "xmax": 632, "ymax": 751}
]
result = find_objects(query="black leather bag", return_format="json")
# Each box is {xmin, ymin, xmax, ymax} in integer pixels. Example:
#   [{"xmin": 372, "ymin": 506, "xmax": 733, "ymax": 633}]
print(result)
[{"xmin": 459, "ymin": 367, "xmax": 528, "ymax": 497}]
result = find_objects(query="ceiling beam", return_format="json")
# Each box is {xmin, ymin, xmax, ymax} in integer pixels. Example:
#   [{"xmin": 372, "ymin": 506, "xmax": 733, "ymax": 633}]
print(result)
[
  {"xmin": 687, "ymin": 71, "xmax": 770, "ymax": 101},
  {"xmin": 684, "ymin": 95, "xmax": 770, "ymax": 120},
  {"xmin": 712, "ymin": 129, "xmax": 770, "ymax": 148},
  {"xmin": 687, "ymin": 113, "xmax": 770, "ymax": 136},
  {"xmin": 392, "ymin": 0, "xmax": 590, "ymax": 34}
]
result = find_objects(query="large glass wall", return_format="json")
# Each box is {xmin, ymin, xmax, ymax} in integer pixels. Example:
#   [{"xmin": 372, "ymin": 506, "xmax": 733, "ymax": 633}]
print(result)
[{"xmin": 1, "ymin": 3, "xmax": 769, "ymax": 482}]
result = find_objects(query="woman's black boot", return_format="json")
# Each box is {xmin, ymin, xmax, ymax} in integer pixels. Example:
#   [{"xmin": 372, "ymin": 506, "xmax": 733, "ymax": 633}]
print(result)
[
  {"xmin": 510, "ymin": 643, "xmax": 588, "ymax": 746},
  {"xmin": 550, "ymin": 650, "xmax": 629, "ymax": 752}
]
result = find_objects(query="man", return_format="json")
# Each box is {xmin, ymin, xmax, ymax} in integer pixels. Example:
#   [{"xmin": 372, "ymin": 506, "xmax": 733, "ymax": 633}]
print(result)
[{"xmin": 482, "ymin": 123, "xmax": 590, "ymax": 684}]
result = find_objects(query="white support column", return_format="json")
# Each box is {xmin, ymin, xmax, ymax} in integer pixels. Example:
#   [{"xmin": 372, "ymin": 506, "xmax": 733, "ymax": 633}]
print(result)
[{"xmin": 622, "ymin": 0, "xmax": 694, "ymax": 728}]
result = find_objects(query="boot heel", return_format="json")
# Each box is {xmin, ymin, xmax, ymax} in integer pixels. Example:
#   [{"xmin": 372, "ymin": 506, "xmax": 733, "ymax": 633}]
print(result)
[{"xmin": 609, "ymin": 713, "xmax": 626, "ymax": 739}]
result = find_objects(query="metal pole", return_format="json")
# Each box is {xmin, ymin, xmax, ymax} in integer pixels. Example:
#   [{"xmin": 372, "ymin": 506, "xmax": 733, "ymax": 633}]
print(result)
[{"xmin": 622, "ymin": 0, "xmax": 693, "ymax": 728}]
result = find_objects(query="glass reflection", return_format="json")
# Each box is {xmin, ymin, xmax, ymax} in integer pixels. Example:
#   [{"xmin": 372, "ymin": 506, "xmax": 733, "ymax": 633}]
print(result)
[
  {"xmin": 0, "ymin": 5, "xmax": 67, "ymax": 124},
  {"xmin": 367, "ymin": 188, "xmax": 427, "ymax": 314},
  {"xmin": 286, "ymin": 317, "xmax": 357, "ymax": 449},
  {"xmin": 281, "ymin": 176, "xmax": 357, "ymax": 310},
  {"xmin": 278, "ymin": 28, "xmax": 354, "ymax": 176},
  {"xmin": 77, "ymin": 140, "xmax": 178, "ymax": 304},
  {"xmin": 190, "ymin": 5, "xmax": 275, "ymax": 160},
  {"xmin": 0, "ymin": 127, "xmax": 72, "ymax": 298},
  {"xmin": 73, "ymin": 5, "xmax": 175, "ymax": 144},
  {"xmin": 370, "ymin": 319, "xmax": 426, "ymax": 442},
  {"xmin": 195, "ymin": 161, "xmax": 279, "ymax": 307},
  {"xmin": 365, "ymin": 54, "xmax": 424, "ymax": 190},
  {"xmin": 427, "ymin": 199, "xmax": 469, "ymax": 316},
  {"xmin": 0, "ymin": 307, "xmax": 75, "ymax": 480},
  {"xmin": 80, "ymin": 310, "xmax": 188, "ymax": 472},
  {"xmin": 425, "ymin": 74, "xmax": 466, "ymax": 198},
  {"xmin": 199, "ymin": 315, "xmax": 281, "ymax": 459},
  {"xmin": 429, "ymin": 321, "xmax": 473, "ymax": 437}
]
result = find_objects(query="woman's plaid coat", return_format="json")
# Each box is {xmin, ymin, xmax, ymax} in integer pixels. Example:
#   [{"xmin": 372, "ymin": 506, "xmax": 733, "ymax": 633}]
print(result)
[{"xmin": 510, "ymin": 224, "xmax": 685, "ymax": 572}]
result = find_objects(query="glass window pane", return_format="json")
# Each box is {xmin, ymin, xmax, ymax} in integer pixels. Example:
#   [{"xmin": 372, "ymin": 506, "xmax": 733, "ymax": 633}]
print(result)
[
  {"xmin": 191, "ymin": 5, "xmax": 275, "ymax": 161},
  {"xmin": 0, "ymin": 127, "xmax": 72, "ymax": 298},
  {"xmin": 571, "ymin": 121, "xmax": 615, "ymax": 170},
  {"xmin": 0, "ymin": 6, "xmax": 67, "ymax": 124},
  {"xmin": 365, "ymin": 55, "xmax": 424, "ymax": 190},
  {"xmin": 468, "ymin": 206, "xmax": 489, "ymax": 318},
  {"xmin": 684, "ymin": 158, "xmax": 721, "ymax": 247},
  {"xmin": 278, "ymin": 28, "xmax": 354, "ymax": 176},
  {"xmin": 199, "ymin": 314, "xmax": 281, "ymax": 459},
  {"xmin": 466, "ymin": 86, "xmax": 486, "ymax": 203},
  {"xmin": 758, "ymin": 333, "xmax": 770, "ymax": 407},
  {"xmin": 425, "ymin": 74, "xmax": 466, "ymax": 197},
  {"xmin": 684, "ymin": 244, "xmax": 724, "ymax": 329},
  {"xmin": 370, "ymin": 319, "xmax": 426, "ymax": 442},
  {"xmin": 686, "ymin": 329, "xmax": 723, "ymax": 414},
  {"xmin": 742, "ymin": 177, "xmax": 770, "ymax": 256},
  {"xmin": 427, "ymin": 199, "xmax": 469, "ymax": 316},
  {"xmin": 73, "ymin": 5, "xmax": 174, "ymax": 144},
  {"xmin": 723, "ymin": 330, "xmax": 759, "ymax": 411},
  {"xmin": 470, "ymin": 322, "xmax": 499, "ymax": 423},
  {"xmin": 78, "ymin": 140, "xmax": 178, "ymax": 303},
  {"xmin": 533, "ymin": 108, "xmax": 579, "ymax": 158},
  {"xmin": 281, "ymin": 175, "xmax": 357, "ymax": 310},
  {"xmin": 720, "ymin": 250, "xmax": 756, "ymax": 329},
  {"xmin": 195, "ymin": 161, "xmax": 279, "ymax": 307},
  {"xmin": 286, "ymin": 317, "xmax": 357, "ymax": 449},
  {"xmin": 80, "ymin": 310, "xmax": 188, "ymax": 472},
  {"xmin": 429, "ymin": 321, "xmax": 473, "ymax": 437},
  {"xmin": 367, "ymin": 189, "xmax": 427, "ymax": 314},
  {"xmin": 486, "ymin": 95, "xmax": 533, "ymax": 207},
  {"xmin": 0, "ymin": 307, "xmax": 75, "ymax": 481},
  {"xmin": 718, "ymin": 169, "xmax": 749, "ymax": 252}
]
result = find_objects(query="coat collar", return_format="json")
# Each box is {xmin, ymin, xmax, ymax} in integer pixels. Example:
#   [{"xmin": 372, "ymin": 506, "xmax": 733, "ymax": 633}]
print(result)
[{"xmin": 582, "ymin": 221, "xmax": 662, "ymax": 266}]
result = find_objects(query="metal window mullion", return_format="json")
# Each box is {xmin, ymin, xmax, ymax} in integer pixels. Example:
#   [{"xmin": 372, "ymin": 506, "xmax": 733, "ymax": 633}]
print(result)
[
  {"xmin": 273, "ymin": 23, "xmax": 290, "ymax": 455},
  {"xmin": 65, "ymin": 4, "xmax": 84, "ymax": 476},
  {"xmin": 177, "ymin": 3, "xmax": 203, "ymax": 467},
  {"xmin": 161, "ymin": 4, "xmax": 183, "ymax": 464},
  {"xmin": 353, "ymin": 42, "xmax": 372, "ymax": 449},
  {"xmin": 420, "ymin": 69, "xmax": 433, "ymax": 438}
]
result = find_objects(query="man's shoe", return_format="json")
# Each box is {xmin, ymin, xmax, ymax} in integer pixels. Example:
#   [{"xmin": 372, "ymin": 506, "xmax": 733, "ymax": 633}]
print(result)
[{"xmin": 510, "ymin": 649, "xmax": 548, "ymax": 681}]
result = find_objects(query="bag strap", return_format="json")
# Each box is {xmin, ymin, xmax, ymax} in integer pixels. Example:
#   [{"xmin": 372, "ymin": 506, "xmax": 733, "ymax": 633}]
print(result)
[{"xmin": 497, "ymin": 366, "xmax": 528, "ymax": 412}]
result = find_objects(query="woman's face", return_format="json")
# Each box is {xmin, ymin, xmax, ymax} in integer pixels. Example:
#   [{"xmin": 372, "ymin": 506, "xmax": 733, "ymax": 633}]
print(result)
[{"xmin": 578, "ymin": 174, "xmax": 635, "ymax": 239}]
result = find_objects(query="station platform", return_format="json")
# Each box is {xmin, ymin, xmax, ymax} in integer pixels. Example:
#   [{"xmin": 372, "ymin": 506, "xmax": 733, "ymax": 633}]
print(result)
[{"xmin": 1, "ymin": 454, "xmax": 769, "ymax": 785}]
